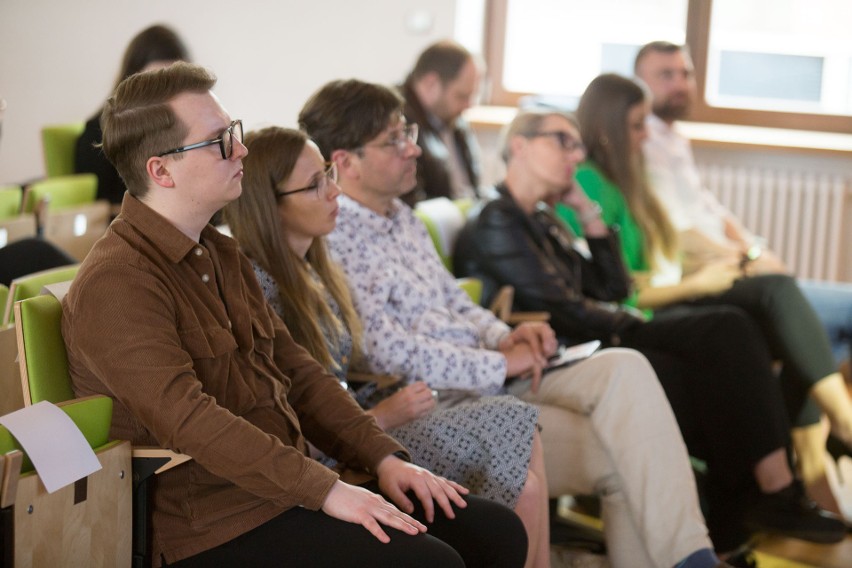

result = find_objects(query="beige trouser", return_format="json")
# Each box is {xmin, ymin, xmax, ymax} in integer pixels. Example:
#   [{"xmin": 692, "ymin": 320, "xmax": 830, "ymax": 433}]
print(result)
[{"xmin": 508, "ymin": 348, "xmax": 712, "ymax": 568}]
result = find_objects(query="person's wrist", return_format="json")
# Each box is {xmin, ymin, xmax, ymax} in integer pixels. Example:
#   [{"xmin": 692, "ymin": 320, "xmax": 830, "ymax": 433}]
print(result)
[
  {"xmin": 375, "ymin": 451, "xmax": 408, "ymax": 476},
  {"xmin": 578, "ymin": 201, "xmax": 602, "ymax": 224}
]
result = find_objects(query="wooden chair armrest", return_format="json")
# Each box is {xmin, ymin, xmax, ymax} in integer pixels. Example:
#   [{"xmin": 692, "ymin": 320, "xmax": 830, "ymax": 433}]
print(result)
[
  {"xmin": 1, "ymin": 450, "xmax": 23, "ymax": 508},
  {"xmin": 346, "ymin": 371, "xmax": 402, "ymax": 390},
  {"xmin": 131, "ymin": 447, "xmax": 192, "ymax": 475},
  {"xmin": 489, "ymin": 285, "xmax": 551, "ymax": 325},
  {"xmin": 505, "ymin": 312, "xmax": 551, "ymax": 324}
]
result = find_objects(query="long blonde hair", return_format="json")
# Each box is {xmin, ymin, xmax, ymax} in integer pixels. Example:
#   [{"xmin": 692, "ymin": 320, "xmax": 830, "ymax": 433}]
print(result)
[
  {"xmin": 222, "ymin": 126, "xmax": 362, "ymax": 371},
  {"xmin": 577, "ymin": 73, "xmax": 678, "ymax": 267}
]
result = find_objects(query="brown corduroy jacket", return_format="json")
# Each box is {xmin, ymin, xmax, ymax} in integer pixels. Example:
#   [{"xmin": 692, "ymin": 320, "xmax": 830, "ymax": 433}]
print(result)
[{"xmin": 62, "ymin": 194, "xmax": 407, "ymax": 566}]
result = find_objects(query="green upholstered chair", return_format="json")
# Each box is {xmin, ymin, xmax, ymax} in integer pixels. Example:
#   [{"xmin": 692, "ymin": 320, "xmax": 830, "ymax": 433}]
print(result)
[
  {"xmin": 3, "ymin": 264, "xmax": 79, "ymax": 326},
  {"xmin": 0, "ymin": 395, "xmax": 132, "ymax": 566},
  {"xmin": 13, "ymin": 293, "xmax": 191, "ymax": 567},
  {"xmin": 14, "ymin": 294, "xmax": 193, "ymax": 485},
  {"xmin": 22, "ymin": 174, "xmax": 97, "ymax": 214},
  {"xmin": 0, "ymin": 185, "xmax": 22, "ymax": 219},
  {"xmin": 41, "ymin": 122, "xmax": 85, "ymax": 177}
]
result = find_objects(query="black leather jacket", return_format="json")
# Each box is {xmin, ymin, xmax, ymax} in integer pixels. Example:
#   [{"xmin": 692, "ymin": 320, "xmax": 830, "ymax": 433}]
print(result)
[{"xmin": 454, "ymin": 184, "xmax": 643, "ymax": 344}]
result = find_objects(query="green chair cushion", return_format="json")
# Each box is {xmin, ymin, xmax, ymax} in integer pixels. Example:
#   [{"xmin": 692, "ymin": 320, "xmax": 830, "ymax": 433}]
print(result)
[
  {"xmin": 0, "ymin": 395, "xmax": 113, "ymax": 474},
  {"xmin": 41, "ymin": 122, "xmax": 85, "ymax": 178},
  {"xmin": 0, "ymin": 185, "xmax": 22, "ymax": 219},
  {"xmin": 457, "ymin": 277, "xmax": 483, "ymax": 304},
  {"xmin": 11, "ymin": 265, "xmax": 79, "ymax": 305},
  {"xmin": 413, "ymin": 197, "xmax": 468, "ymax": 271},
  {"xmin": 0, "ymin": 284, "xmax": 7, "ymax": 318},
  {"xmin": 23, "ymin": 174, "xmax": 97, "ymax": 213},
  {"xmin": 18, "ymin": 294, "xmax": 75, "ymax": 404},
  {"xmin": 413, "ymin": 208, "xmax": 449, "ymax": 269},
  {"xmin": 6, "ymin": 264, "xmax": 79, "ymax": 325}
]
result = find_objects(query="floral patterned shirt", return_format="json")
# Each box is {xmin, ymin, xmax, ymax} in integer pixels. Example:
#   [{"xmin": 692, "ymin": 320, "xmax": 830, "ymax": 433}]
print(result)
[{"xmin": 326, "ymin": 195, "xmax": 510, "ymax": 395}]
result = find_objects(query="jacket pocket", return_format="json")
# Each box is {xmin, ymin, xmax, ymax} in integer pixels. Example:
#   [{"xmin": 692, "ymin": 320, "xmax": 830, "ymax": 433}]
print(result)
[{"xmin": 179, "ymin": 325, "xmax": 237, "ymax": 360}]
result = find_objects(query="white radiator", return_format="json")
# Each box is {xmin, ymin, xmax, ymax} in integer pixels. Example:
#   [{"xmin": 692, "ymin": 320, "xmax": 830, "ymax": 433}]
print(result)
[{"xmin": 696, "ymin": 163, "xmax": 849, "ymax": 281}]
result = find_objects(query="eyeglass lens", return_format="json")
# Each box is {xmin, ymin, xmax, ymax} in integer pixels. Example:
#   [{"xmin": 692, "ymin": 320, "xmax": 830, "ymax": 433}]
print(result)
[
  {"xmin": 385, "ymin": 124, "xmax": 419, "ymax": 153},
  {"xmin": 224, "ymin": 120, "xmax": 244, "ymax": 158},
  {"xmin": 315, "ymin": 162, "xmax": 338, "ymax": 198},
  {"xmin": 399, "ymin": 124, "xmax": 419, "ymax": 148}
]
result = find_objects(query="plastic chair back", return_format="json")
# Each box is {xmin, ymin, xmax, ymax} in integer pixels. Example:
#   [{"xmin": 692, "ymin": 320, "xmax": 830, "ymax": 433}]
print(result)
[
  {"xmin": 4, "ymin": 264, "xmax": 79, "ymax": 326},
  {"xmin": 41, "ymin": 122, "xmax": 85, "ymax": 177},
  {"xmin": 15, "ymin": 294, "xmax": 75, "ymax": 405},
  {"xmin": 22, "ymin": 174, "xmax": 97, "ymax": 213},
  {"xmin": 0, "ymin": 185, "xmax": 22, "ymax": 219}
]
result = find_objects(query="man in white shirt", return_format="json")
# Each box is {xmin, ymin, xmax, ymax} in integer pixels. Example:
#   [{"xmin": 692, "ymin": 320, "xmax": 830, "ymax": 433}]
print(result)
[
  {"xmin": 298, "ymin": 77, "xmax": 738, "ymax": 568},
  {"xmin": 635, "ymin": 41, "xmax": 851, "ymax": 377}
]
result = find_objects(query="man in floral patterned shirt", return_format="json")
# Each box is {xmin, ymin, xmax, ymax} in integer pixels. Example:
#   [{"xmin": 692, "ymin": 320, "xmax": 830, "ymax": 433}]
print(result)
[{"xmin": 298, "ymin": 79, "xmax": 729, "ymax": 568}]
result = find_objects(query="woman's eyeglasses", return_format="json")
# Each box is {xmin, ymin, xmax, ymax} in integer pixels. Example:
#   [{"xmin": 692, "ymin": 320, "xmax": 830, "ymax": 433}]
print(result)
[
  {"xmin": 158, "ymin": 120, "xmax": 243, "ymax": 160},
  {"xmin": 276, "ymin": 161, "xmax": 338, "ymax": 199},
  {"xmin": 527, "ymin": 130, "xmax": 585, "ymax": 154}
]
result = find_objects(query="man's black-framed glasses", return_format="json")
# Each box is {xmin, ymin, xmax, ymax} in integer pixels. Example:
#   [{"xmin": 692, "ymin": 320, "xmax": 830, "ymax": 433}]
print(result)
[
  {"xmin": 527, "ymin": 130, "xmax": 585, "ymax": 153},
  {"xmin": 360, "ymin": 123, "xmax": 419, "ymax": 156},
  {"xmin": 158, "ymin": 119, "xmax": 243, "ymax": 159},
  {"xmin": 276, "ymin": 161, "xmax": 338, "ymax": 199}
]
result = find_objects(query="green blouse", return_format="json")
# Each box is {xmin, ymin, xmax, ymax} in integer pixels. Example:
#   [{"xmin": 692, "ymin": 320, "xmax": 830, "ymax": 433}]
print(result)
[
  {"xmin": 558, "ymin": 161, "xmax": 650, "ymax": 271},
  {"xmin": 556, "ymin": 161, "xmax": 649, "ymax": 309}
]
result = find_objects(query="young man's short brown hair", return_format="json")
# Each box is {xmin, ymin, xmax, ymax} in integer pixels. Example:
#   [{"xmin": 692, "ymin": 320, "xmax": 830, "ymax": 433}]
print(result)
[
  {"xmin": 297, "ymin": 79, "xmax": 404, "ymax": 159},
  {"xmin": 101, "ymin": 61, "xmax": 216, "ymax": 198}
]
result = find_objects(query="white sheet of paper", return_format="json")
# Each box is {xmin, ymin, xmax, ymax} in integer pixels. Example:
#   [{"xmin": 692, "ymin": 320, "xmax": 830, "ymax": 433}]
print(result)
[
  {"xmin": 0, "ymin": 401, "xmax": 102, "ymax": 493},
  {"xmin": 41, "ymin": 280, "xmax": 73, "ymax": 302}
]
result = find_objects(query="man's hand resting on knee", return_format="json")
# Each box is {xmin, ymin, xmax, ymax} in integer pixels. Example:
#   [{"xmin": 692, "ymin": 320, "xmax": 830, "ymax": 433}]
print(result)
[
  {"xmin": 377, "ymin": 455, "xmax": 469, "ymax": 524},
  {"xmin": 321, "ymin": 479, "xmax": 425, "ymax": 543},
  {"xmin": 321, "ymin": 456, "xmax": 469, "ymax": 542}
]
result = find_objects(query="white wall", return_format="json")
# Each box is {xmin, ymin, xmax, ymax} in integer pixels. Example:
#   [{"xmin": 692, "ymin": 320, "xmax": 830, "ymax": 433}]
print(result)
[{"xmin": 0, "ymin": 0, "xmax": 456, "ymax": 184}]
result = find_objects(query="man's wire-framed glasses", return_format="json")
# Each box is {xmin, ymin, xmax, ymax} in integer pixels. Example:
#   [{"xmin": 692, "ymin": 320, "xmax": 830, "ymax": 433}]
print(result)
[{"xmin": 359, "ymin": 123, "xmax": 419, "ymax": 156}]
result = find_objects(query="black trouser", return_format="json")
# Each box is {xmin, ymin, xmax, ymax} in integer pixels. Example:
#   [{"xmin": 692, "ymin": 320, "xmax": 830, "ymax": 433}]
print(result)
[
  {"xmin": 618, "ymin": 304, "xmax": 791, "ymax": 551},
  {"xmin": 167, "ymin": 482, "xmax": 527, "ymax": 568},
  {"xmin": 670, "ymin": 274, "xmax": 837, "ymax": 427}
]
